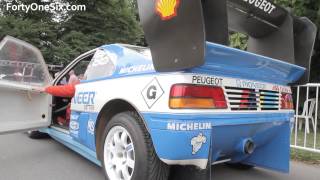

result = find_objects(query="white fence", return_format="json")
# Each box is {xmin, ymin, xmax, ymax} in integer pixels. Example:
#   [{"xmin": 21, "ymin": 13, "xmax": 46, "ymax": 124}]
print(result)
[{"xmin": 291, "ymin": 84, "xmax": 320, "ymax": 153}]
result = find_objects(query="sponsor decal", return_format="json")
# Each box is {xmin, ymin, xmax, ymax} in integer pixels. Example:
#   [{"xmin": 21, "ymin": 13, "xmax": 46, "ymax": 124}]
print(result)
[
  {"xmin": 167, "ymin": 122, "xmax": 212, "ymax": 131},
  {"xmin": 242, "ymin": 0, "xmax": 277, "ymax": 14},
  {"xmin": 70, "ymin": 113, "xmax": 79, "ymax": 120},
  {"xmin": 141, "ymin": 78, "xmax": 164, "ymax": 108},
  {"xmin": 73, "ymin": 91, "xmax": 96, "ymax": 111},
  {"xmin": 192, "ymin": 75, "xmax": 223, "ymax": 86},
  {"xmin": 70, "ymin": 120, "xmax": 79, "ymax": 138},
  {"xmin": 272, "ymin": 85, "xmax": 280, "ymax": 92},
  {"xmin": 272, "ymin": 85, "xmax": 292, "ymax": 94},
  {"xmin": 282, "ymin": 87, "xmax": 291, "ymax": 94},
  {"xmin": 155, "ymin": 0, "xmax": 180, "ymax": 21},
  {"xmin": 83, "ymin": 105, "xmax": 95, "ymax": 111},
  {"xmin": 119, "ymin": 64, "xmax": 154, "ymax": 74},
  {"xmin": 70, "ymin": 121, "xmax": 79, "ymax": 131},
  {"xmin": 236, "ymin": 79, "xmax": 266, "ymax": 89},
  {"xmin": 73, "ymin": 91, "xmax": 96, "ymax": 105},
  {"xmin": 87, "ymin": 120, "xmax": 95, "ymax": 135},
  {"xmin": 191, "ymin": 133, "xmax": 207, "ymax": 155}
]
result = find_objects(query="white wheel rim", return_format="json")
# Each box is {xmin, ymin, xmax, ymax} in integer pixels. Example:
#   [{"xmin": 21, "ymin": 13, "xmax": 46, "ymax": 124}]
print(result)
[{"xmin": 104, "ymin": 126, "xmax": 135, "ymax": 180}]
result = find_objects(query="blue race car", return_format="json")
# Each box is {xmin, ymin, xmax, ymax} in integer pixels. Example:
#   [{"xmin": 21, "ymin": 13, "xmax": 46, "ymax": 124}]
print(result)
[{"xmin": 0, "ymin": 0, "xmax": 317, "ymax": 180}]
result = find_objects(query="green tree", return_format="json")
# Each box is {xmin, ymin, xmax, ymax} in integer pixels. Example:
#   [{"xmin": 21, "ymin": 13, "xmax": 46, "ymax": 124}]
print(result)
[
  {"xmin": 0, "ymin": 0, "xmax": 58, "ymax": 63},
  {"xmin": 57, "ymin": 0, "xmax": 143, "ymax": 62},
  {"xmin": 0, "ymin": 0, "xmax": 143, "ymax": 65}
]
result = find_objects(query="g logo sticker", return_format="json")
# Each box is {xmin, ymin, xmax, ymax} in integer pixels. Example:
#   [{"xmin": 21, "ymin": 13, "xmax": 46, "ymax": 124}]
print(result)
[
  {"xmin": 141, "ymin": 78, "xmax": 164, "ymax": 109},
  {"xmin": 147, "ymin": 85, "xmax": 157, "ymax": 99}
]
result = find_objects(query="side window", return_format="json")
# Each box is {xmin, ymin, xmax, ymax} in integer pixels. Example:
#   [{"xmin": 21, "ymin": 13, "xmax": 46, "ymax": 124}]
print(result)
[
  {"xmin": 0, "ymin": 36, "xmax": 50, "ymax": 86},
  {"xmin": 57, "ymin": 55, "xmax": 92, "ymax": 85},
  {"xmin": 84, "ymin": 49, "xmax": 116, "ymax": 80}
]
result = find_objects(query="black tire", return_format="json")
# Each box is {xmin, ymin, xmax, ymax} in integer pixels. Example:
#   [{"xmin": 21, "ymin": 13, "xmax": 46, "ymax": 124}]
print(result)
[
  {"xmin": 226, "ymin": 163, "xmax": 254, "ymax": 170},
  {"xmin": 100, "ymin": 111, "xmax": 169, "ymax": 180},
  {"xmin": 27, "ymin": 130, "xmax": 49, "ymax": 139}
]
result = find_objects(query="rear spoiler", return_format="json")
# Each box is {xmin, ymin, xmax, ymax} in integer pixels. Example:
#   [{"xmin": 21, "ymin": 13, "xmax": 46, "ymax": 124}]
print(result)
[{"xmin": 137, "ymin": 0, "xmax": 317, "ymax": 84}]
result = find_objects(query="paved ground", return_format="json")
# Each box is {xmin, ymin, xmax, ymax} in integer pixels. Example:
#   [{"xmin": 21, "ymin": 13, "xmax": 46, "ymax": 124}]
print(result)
[{"xmin": 0, "ymin": 133, "xmax": 319, "ymax": 180}]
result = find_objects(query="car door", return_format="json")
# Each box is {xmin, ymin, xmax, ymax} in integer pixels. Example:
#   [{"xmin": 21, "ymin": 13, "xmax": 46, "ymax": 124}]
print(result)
[{"xmin": 0, "ymin": 36, "xmax": 52, "ymax": 134}]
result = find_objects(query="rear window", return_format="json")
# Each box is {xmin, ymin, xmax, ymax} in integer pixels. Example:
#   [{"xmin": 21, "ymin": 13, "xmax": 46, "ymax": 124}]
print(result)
[
  {"xmin": 121, "ymin": 44, "xmax": 152, "ymax": 60},
  {"xmin": 84, "ymin": 49, "xmax": 116, "ymax": 80}
]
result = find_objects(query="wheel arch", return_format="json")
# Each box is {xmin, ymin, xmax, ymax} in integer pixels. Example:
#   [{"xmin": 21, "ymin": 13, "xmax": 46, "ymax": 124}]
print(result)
[{"xmin": 95, "ymin": 99, "xmax": 149, "ymax": 160}]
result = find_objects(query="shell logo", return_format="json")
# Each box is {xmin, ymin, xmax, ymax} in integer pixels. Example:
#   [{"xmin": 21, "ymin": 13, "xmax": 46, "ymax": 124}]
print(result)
[{"xmin": 155, "ymin": 0, "xmax": 180, "ymax": 20}]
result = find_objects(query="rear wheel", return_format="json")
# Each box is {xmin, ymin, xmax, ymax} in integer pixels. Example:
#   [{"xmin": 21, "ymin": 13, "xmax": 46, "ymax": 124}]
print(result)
[{"xmin": 100, "ymin": 111, "xmax": 169, "ymax": 180}]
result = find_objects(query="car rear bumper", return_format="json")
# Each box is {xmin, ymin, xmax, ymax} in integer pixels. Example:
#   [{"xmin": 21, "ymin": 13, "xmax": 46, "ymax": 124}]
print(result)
[{"xmin": 142, "ymin": 111, "xmax": 293, "ymax": 172}]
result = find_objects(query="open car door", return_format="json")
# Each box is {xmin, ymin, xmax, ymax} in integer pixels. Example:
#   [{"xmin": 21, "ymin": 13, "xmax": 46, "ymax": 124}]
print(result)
[{"xmin": 0, "ymin": 36, "xmax": 52, "ymax": 134}]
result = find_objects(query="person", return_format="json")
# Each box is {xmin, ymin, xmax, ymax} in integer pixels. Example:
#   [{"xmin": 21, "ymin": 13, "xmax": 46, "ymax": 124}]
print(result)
[
  {"xmin": 55, "ymin": 72, "xmax": 67, "ymax": 85},
  {"xmin": 45, "ymin": 70, "xmax": 80, "ymax": 126},
  {"xmin": 68, "ymin": 70, "xmax": 80, "ymax": 84}
]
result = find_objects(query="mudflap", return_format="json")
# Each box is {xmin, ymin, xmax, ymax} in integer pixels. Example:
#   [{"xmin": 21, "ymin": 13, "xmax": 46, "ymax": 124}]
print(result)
[
  {"xmin": 169, "ymin": 135, "xmax": 212, "ymax": 180},
  {"xmin": 240, "ymin": 122, "xmax": 291, "ymax": 173},
  {"xmin": 169, "ymin": 165, "xmax": 211, "ymax": 180}
]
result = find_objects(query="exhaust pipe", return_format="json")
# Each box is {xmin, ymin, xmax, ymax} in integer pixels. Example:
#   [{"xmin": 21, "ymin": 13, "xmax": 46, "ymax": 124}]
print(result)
[
  {"xmin": 236, "ymin": 139, "xmax": 255, "ymax": 155},
  {"xmin": 243, "ymin": 139, "xmax": 255, "ymax": 155}
]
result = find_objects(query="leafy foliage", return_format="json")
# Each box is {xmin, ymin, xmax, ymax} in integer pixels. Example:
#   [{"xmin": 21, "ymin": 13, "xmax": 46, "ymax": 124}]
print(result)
[
  {"xmin": 229, "ymin": 33, "xmax": 248, "ymax": 50},
  {"xmin": 0, "ymin": 0, "xmax": 143, "ymax": 65}
]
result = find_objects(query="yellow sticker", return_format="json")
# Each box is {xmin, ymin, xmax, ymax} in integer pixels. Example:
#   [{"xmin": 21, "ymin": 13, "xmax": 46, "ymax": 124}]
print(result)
[{"xmin": 155, "ymin": 0, "xmax": 180, "ymax": 20}]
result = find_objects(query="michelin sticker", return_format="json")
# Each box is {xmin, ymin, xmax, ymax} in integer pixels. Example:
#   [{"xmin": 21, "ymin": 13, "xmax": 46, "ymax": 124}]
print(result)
[
  {"xmin": 119, "ymin": 64, "xmax": 154, "ymax": 74},
  {"xmin": 167, "ymin": 122, "xmax": 212, "ymax": 131},
  {"xmin": 141, "ymin": 78, "xmax": 164, "ymax": 108},
  {"xmin": 191, "ymin": 133, "xmax": 207, "ymax": 155}
]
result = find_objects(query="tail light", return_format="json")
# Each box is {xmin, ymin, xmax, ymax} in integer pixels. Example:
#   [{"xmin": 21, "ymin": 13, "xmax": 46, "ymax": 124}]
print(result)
[
  {"xmin": 169, "ymin": 84, "xmax": 227, "ymax": 109},
  {"xmin": 281, "ymin": 93, "xmax": 294, "ymax": 109}
]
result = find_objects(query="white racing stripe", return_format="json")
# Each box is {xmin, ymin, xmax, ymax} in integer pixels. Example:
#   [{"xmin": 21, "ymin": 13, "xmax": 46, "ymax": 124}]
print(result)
[{"xmin": 71, "ymin": 73, "xmax": 292, "ymax": 114}]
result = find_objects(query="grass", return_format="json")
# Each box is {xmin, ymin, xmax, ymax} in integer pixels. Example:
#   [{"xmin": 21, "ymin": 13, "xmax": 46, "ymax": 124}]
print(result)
[
  {"xmin": 290, "ymin": 128, "xmax": 320, "ymax": 164},
  {"xmin": 291, "ymin": 128, "xmax": 320, "ymax": 148},
  {"xmin": 291, "ymin": 149, "xmax": 320, "ymax": 164}
]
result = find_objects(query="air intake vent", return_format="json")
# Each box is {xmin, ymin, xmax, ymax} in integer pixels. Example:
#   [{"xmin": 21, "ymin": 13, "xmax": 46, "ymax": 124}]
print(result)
[{"xmin": 225, "ymin": 87, "xmax": 279, "ymax": 111}]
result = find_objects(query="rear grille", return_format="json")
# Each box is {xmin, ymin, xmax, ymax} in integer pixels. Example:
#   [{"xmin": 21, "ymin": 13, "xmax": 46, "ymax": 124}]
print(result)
[{"xmin": 225, "ymin": 87, "xmax": 280, "ymax": 111}]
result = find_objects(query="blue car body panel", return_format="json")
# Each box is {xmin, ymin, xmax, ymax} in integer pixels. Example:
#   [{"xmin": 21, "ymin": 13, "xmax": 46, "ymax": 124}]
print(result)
[
  {"xmin": 190, "ymin": 42, "xmax": 305, "ymax": 85},
  {"xmin": 142, "ymin": 112, "xmax": 293, "ymax": 172},
  {"xmin": 42, "ymin": 42, "xmax": 303, "ymax": 173},
  {"xmin": 69, "ymin": 111, "xmax": 98, "ymax": 151},
  {"xmin": 41, "ymin": 128, "xmax": 101, "ymax": 166},
  {"xmin": 81, "ymin": 42, "xmax": 305, "ymax": 85}
]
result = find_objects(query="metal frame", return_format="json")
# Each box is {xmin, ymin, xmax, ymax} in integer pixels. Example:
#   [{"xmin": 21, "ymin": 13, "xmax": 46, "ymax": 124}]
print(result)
[{"xmin": 292, "ymin": 83, "xmax": 320, "ymax": 153}]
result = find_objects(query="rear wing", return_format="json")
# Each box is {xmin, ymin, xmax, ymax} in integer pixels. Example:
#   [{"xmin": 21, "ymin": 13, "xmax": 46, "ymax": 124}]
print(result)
[{"xmin": 137, "ymin": 0, "xmax": 317, "ymax": 84}]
